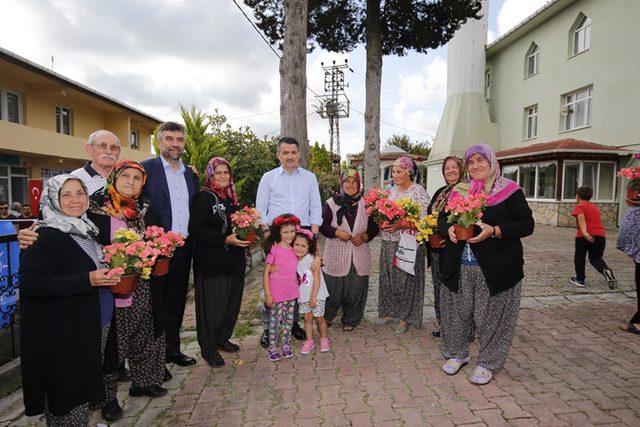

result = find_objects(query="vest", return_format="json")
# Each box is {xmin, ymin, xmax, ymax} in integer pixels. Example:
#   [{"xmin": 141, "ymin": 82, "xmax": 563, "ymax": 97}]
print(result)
[{"xmin": 322, "ymin": 198, "xmax": 372, "ymax": 277}]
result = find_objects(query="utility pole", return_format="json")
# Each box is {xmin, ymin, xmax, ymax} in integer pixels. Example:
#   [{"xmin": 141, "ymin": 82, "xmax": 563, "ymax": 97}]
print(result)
[{"xmin": 315, "ymin": 59, "xmax": 352, "ymax": 168}]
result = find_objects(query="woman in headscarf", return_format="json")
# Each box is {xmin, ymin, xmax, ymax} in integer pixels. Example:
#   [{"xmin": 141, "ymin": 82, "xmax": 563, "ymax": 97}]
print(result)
[
  {"xmin": 19, "ymin": 175, "xmax": 119, "ymax": 426},
  {"xmin": 377, "ymin": 156, "xmax": 430, "ymax": 334},
  {"xmin": 88, "ymin": 160, "xmax": 167, "ymax": 421},
  {"xmin": 189, "ymin": 157, "xmax": 249, "ymax": 367},
  {"xmin": 320, "ymin": 168, "xmax": 379, "ymax": 331},
  {"xmin": 617, "ymin": 204, "xmax": 640, "ymax": 334},
  {"xmin": 426, "ymin": 156, "xmax": 465, "ymax": 338},
  {"xmin": 437, "ymin": 143, "xmax": 534, "ymax": 385}
]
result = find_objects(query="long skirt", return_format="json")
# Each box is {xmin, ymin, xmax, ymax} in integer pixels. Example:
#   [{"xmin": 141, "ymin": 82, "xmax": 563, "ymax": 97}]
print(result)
[
  {"xmin": 44, "ymin": 399, "xmax": 89, "ymax": 427},
  {"xmin": 324, "ymin": 264, "xmax": 369, "ymax": 327},
  {"xmin": 429, "ymin": 251, "xmax": 443, "ymax": 328},
  {"xmin": 440, "ymin": 263, "xmax": 522, "ymax": 373},
  {"xmin": 378, "ymin": 240, "xmax": 426, "ymax": 328},
  {"xmin": 104, "ymin": 281, "xmax": 165, "ymax": 401},
  {"xmin": 194, "ymin": 273, "xmax": 244, "ymax": 359}
]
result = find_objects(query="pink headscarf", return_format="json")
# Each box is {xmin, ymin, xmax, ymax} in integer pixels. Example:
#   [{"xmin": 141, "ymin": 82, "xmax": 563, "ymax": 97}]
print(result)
[
  {"xmin": 203, "ymin": 157, "xmax": 238, "ymax": 205},
  {"xmin": 449, "ymin": 143, "xmax": 520, "ymax": 206}
]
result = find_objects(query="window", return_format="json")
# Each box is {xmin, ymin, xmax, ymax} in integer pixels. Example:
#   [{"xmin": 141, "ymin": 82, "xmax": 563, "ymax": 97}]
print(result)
[
  {"xmin": 40, "ymin": 168, "xmax": 73, "ymax": 186},
  {"xmin": 0, "ymin": 88, "xmax": 22, "ymax": 124},
  {"xmin": 562, "ymin": 161, "xmax": 615, "ymax": 201},
  {"xmin": 525, "ymin": 43, "xmax": 540, "ymax": 77},
  {"xmin": 130, "ymin": 130, "xmax": 139, "ymax": 149},
  {"xmin": 570, "ymin": 14, "xmax": 591, "ymax": 56},
  {"xmin": 502, "ymin": 162, "xmax": 557, "ymax": 200},
  {"xmin": 524, "ymin": 105, "xmax": 538, "ymax": 140},
  {"xmin": 563, "ymin": 87, "xmax": 592, "ymax": 131},
  {"xmin": 484, "ymin": 69, "xmax": 491, "ymax": 100},
  {"xmin": 56, "ymin": 106, "xmax": 72, "ymax": 135},
  {"xmin": 0, "ymin": 165, "xmax": 28, "ymax": 205}
]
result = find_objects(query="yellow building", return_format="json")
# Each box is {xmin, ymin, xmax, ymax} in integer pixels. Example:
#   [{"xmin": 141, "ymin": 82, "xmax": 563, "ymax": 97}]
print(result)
[{"xmin": 0, "ymin": 46, "xmax": 161, "ymax": 205}]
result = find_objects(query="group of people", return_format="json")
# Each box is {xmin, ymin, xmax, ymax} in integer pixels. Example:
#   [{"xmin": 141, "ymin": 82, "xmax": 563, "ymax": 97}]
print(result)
[
  {"xmin": 13, "ymin": 121, "xmax": 640, "ymax": 425},
  {"xmin": 0, "ymin": 200, "xmax": 37, "ymax": 230}
]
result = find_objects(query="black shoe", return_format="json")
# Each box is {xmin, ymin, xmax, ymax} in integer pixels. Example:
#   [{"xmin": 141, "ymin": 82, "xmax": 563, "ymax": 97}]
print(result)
[
  {"xmin": 101, "ymin": 399, "xmax": 123, "ymax": 422},
  {"xmin": 166, "ymin": 352, "xmax": 196, "ymax": 366},
  {"xmin": 217, "ymin": 341, "xmax": 240, "ymax": 353},
  {"xmin": 292, "ymin": 324, "xmax": 306, "ymax": 341},
  {"xmin": 129, "ymin": 385, "xmax": 168, "ymax": 398},
  {"xmin": 205, "ymin": 351, "xmax": 225, "ymax": 368},
  {"xmin": 260, "ymin": 330, "xmax": 269, "ymax": 349},
  {"xmin": 117, "ymin": 365, "xmax": 131, "ymax": 383},
  {"xmin": 432, "ymin": 330, "xmax": 441, "ymax": 338},
  {"xmin": 603, "ymin": 269, "xmax": 617, "ymax": 289},
  {"xmin": 163, "ymin": 367, "xmax": 172, "ymax": 382}
]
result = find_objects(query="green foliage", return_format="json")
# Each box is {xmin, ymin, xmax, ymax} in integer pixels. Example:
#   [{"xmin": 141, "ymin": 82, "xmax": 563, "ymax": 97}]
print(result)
[
  {"xmin": 308, "ymin": 142, "xmax": 333, "ymax": 173},
  {"xmin": 386, "ymin": 134, "xmax": 431, "ymax": 157},
  {"xmin": 180, "ymin": 105, "xmax": 226, "ymax": 186},
  {"xmin": 307, "ymin": 142, "xmax": 339, "ymax": 202}
]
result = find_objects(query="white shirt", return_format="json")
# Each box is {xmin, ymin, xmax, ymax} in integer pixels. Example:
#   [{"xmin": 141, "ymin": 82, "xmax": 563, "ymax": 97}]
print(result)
[
  {"xmin": 161, "ymin": 156, "xmax": 190, "ymax": 237},
  {"xmin": 297, "ymin": 254, "xmax": 329, "ymax": 303},
  {"xmin": 71, "ymin": 163, "xmax": 107, "ymax": 195}
]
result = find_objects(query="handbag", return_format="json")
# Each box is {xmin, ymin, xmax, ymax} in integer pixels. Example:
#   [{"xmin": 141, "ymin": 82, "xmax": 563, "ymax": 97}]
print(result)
[{"xmin": 393, "ymin": 231, "xmax": 418, "ymax": 275}]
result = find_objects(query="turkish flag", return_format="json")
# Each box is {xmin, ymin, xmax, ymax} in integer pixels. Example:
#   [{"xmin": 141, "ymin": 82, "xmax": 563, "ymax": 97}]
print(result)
[{"xmin": 28, "ymin": 179, "xmax": 42, "ymax": 216}]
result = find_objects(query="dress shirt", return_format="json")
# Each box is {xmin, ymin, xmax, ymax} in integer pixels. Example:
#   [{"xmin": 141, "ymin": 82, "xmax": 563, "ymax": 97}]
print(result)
[
  {"xmin": 256, "ymin": 166, "xmax": 322, "ymax": 227},
  {"xmin": 161, "ymin": 156, "xmax": 190, "ymax": 237},
  {"xmin": 71, "ymin": 163, "xmax": 106, "ymax": 195}
]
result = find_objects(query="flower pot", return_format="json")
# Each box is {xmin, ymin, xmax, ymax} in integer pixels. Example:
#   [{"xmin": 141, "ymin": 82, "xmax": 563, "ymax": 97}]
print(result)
[
  {"xmin": 110, "ymin": 274, "xmax": 140, "ymax": 295},
  {"xmin": 454, "ymin": 224, "xmax": 475, "ymax": 241},
  {"xmin": 152, "ymin": 257, "xmax": 170, "ymax": 276},
  {"xmin": 626, "ymin": 187, "xmax": 640, "ymax": 207},
  {"xmin": 245, "ymin": 230, "xmax": 257, "ymax": 244},
  {"xmin": 428, "ymin": 233, "xmax": 445, "ymax": 249}
]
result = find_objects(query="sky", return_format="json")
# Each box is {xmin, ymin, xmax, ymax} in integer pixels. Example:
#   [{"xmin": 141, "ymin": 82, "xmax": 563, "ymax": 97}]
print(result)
[{"xmin": 0, "ymin": 0, "xmax": 550, "ymax": 157}]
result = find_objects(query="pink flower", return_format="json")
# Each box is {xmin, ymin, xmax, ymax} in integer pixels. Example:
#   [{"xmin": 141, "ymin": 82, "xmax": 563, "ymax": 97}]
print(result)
[{"xmin": 106, "ymin": 267, "xmax": 125, "ymax": 278}]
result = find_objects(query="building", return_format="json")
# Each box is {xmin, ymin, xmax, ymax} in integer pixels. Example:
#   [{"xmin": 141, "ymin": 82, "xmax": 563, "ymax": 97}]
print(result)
[
  {"xmin": 0, "ymin": 46, "xmax": 161, "ymax": 206},
  {"xmin": 348, "ymin": 144, "xmax": 428, "ymax": 188},
  {"xmin": 427, "ymin": 0, "xmax": 639, "ymax": 226}
]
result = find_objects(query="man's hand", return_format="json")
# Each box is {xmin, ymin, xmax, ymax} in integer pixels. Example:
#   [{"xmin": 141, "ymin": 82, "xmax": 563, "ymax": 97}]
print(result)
[
  {"xmin": 188, "ymin": 165, "xmax": 199, "ymax": 175},
  {"xmin": 18, "ymin": 223, "xmax": 38, "ymax": 249},
  {"xmin": 335, "ymin": 230, "xmax": 352, "ymax": 241}
]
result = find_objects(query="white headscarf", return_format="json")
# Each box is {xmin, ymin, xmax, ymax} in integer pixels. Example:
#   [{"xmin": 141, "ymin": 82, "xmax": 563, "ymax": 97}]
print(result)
[{"xmin": 36, "ymin": 174, "xmax": 99, "ymax": 239}]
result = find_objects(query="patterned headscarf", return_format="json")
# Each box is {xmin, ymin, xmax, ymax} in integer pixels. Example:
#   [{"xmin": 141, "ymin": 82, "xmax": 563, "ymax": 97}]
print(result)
[
  {"xmin": 36, "ymin": 174, "xmax": 99, "ymax": 239},
  {"xmin": 203, "ymin": 157, "xmax": 238, "ymax": 205},
  {"xmin": 89, "ymin": 160, "xmax": 149, "ymax": 231},
  {"xmin": 393, "ymin": 156, "xmax": 419, "ymax": 181},
  {"xmin": 334, "ymin": 168, "xmax": 362, "ymax": 225},
  {"xmin": 450, "ymin": 143, "xmax": 520, "ymax": 206},
  {"xmin": 432, "ymin": 156, "xmax": 466, "ymax": 213}
]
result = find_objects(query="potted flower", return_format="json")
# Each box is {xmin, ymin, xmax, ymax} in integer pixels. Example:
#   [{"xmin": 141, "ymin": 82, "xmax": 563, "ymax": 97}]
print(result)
[
  {"xmin": 364, "ymin": 188, "xmax": 405, "ymax": 228},
  {"xmin": 415, "ymin": 212, "xmax": 441, "ymax": 248},
  {"xmin": 230, "ymin": 206, "xmax": 263, "ymax": 244},
  {"xmin": 104, "ymin": 228, "xmax": 158, "ymax": 294},
  {"xmin": 395, "ymin": 197, "xmax": 422, "ymax": 228},
  {"xmin": 445, "ymin": 193, "xmax": 488, "ymax": 241},
  {"xmin": 618, "ymin": 154, "xmax": 640, "ymax": 206},
  {"xmin": 144, "ymin": 225, "xmax": 185, "ymax": 276}
]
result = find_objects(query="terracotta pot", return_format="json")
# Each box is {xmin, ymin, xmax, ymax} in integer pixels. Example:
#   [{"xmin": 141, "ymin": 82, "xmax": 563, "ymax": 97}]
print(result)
[
  {"xmin": 454, "ymin": 224, "xmax": 475, "ymax": 241},
  {"xmin": 245, "ymin": 230, "xmax": 257, "ymax": 244},
  {"xmin": 428, "ymin": 233, "xmax": 445, "ymax": 249},
  {"xmin": 110, "ymin": 274, "xmax": 140, "ymax": 295},
  {"xmin": 626, "ymin": 187, "xmax": 640, "ymax": 207},
  {"xmin": 152, "ymin": 257, "xmax": 170, "ymax": 276}
]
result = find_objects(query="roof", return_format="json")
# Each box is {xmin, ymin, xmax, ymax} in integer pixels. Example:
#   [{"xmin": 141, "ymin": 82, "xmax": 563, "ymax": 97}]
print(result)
[
  {"xmin": 381, "ymin": 144, "xmax": 408, "ymax": 154},
  {"xmin": 496, "ymin": 139, "xmax": 630, "ymax": 160},
  {"xmin": 0, "ymin": 46, "xmax": 162, "ymax": 124}
]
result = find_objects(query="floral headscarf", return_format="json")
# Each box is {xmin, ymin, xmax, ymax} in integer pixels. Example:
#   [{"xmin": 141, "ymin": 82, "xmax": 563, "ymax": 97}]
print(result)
[
  {"xmin": 203, "ymin": 157, "xmax": 238, "ymax": 205},
  {"xmin": 432, "ymin": 156, "xmax": 466, "ymax": 213},
  {"xmin": 36, "ymin": 174, "xmax": 99, "ymax": 238},
  {"xmin": 393, "ymin": 156, "xmax": 419, "ymax": 181},
  {"xmin": 334, "ymin": 168, "xmax": 362, "ymax": 226},
  {"xmin": 450, "ymin": 143, "xmax": 520, "ymax": 206}
]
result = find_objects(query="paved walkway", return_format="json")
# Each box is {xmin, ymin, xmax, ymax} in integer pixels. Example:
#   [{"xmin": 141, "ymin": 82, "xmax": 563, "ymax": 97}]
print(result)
[{"xmin": 2, "ymin": 225, "xmax": 640, "ymax": 426}]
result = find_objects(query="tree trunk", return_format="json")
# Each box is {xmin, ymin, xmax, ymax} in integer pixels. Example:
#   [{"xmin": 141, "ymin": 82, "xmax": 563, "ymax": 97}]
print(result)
[
  {"xmin": 280, "ymin": 0, "xmax": 309, "ymax": 167},
  {"xmin": 363, "ymin": 0, "xmax": 382, "ymax": 190}
]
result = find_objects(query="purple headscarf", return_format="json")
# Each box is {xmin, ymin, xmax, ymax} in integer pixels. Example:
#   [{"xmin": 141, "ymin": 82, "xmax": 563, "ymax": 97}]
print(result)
[
  {"xmin": 393, "ymin": 156, "xmax": 419, "ymax": 180},
  {"xmin": 450, "ymin": 143, "xmax": 520, "ymax": 206}
]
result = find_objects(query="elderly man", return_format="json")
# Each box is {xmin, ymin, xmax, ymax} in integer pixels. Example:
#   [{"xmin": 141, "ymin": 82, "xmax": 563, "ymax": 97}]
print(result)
[
  {"xmin": 71, "ymin": 129, "xmax": 121, "ymax": 194},
  {"xmin": 256, "ymin": 136, "xmax": 323, "ymax": 346}
]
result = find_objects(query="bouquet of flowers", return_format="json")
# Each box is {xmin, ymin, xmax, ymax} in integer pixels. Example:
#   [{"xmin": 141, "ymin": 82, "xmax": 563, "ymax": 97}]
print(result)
[
  {"xmin": 364, "ymin": 188, "xmax": 405, "ymax": 228},
  {"xmin": 445, "ymin": 193, "xmax": 488, "ymax": 240},
  {"xmin": 415, "ymin": 212, "xmax": 439, "ymax": 245},
  {"xmin": 103, "ymin": 228, "xmax": 159, "ymax": 281},
  {"xmin": 619, "ymin": 154, "xmax": 640, "ymax": 205},
  {"xmin": 230, "ymin": 206, "xmax": 263, "ymax": 244},
  {"xmin": 396, "ymin": 197, "xmax": 422, "ymax": 228},
  {"xmin": 144, "ymin": 225, "xmax": 185, "ymax": 258}
]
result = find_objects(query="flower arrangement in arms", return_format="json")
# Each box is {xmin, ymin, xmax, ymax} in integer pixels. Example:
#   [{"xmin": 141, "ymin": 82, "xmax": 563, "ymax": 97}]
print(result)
[
  {"xmin": 364, "ymin": 188, "xmax": 405, "ymax": 229},
  {"xmin": 103, "ymin": 228, "xmax": 159, "ymax": 280},
  {"xmin": 229, "ymin": 206, "xmax": 263, "ymax": 244},
  {"xmin": 144, "ymin": 225, "xmax": 185, "ymax": 257},
  {"xmin": 618, "ymin": 154, "xmax": 640, "ymax": 206},
  {"xmin": 415, "ymin": 212, "xmax": 439, "ymax": 245},
  {"xmin": 445, "ymin": 193, "xmax": 488, "ymax": 241}
]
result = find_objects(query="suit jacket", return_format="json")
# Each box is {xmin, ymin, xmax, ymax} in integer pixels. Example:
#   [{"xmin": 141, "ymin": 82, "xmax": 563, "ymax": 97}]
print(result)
[{"xmin": 140, "ymin": 156, "xmax": 199, "ymax": 232}]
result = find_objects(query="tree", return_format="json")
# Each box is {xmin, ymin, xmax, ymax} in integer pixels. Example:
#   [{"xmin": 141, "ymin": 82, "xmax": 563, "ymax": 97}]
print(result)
[
  {"xmin": 386, "ymin": 133, "xmax": 431, "ymax": 157},
  {"xmin": 244, "ymin": 0, "xmax": 481, "ymax": 189},
  {"xmin": 308, "ymin": 142, "xmax": 339, "ymax": 202}
]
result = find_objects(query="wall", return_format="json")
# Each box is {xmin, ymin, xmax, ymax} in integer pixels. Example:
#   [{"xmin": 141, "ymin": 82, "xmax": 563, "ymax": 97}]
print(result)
[{"xmin": 529, "ymin": 200, "xmax": 618, "ymax": 227}]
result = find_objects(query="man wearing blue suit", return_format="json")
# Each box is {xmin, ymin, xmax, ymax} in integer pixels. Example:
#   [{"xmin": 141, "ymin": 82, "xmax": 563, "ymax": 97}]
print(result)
[{"xmin": 142, "ymin": 122, "xmax": 199, "ymax": 367}]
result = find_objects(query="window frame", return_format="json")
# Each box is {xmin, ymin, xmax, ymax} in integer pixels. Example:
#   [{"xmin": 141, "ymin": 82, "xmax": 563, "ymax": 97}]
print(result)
[
  {"xmin": 55, "ymin": 105, "xmax": 73, "ymax": 135},
  {"xmin": 561, "ymin": 160, "xmax": 616, "ymax": 202},
  {"xmin": 503, "ymin": 161, "xmax": 558, "ymax": 201},
  {"xmin": 0, "ymin": 164, "xmax": 28, "ymax": 205},
  {"xmin": 0, "ymin": 87, "xmax": 23, "ymax": 124},
  {"xmin": 523, "ymin": 104, "xmax": 538, "ymax": 141},
  {"xmin": 525, "ymin": 43, "xmax": 540, "ymax": 78},
  {"xmin": 484, "ymin": 69, "xmax": 491, "ymax": 100},
  {"xmin": 130, "ymin": 130, "xmax": 139, "ymax": 150},
  {"xmin": 569, "ymin": 14, "xmax": 591, "ymax": 57},
  {"xmin": 562, "ymin": 86, "xmax": 593, "ymax": 132}
]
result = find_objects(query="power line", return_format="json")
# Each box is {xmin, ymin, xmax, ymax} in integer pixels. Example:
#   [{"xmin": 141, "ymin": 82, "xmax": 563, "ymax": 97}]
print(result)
[{"xmin": 351, "ymin": 107, "xmax": 435, "ymax": 138}]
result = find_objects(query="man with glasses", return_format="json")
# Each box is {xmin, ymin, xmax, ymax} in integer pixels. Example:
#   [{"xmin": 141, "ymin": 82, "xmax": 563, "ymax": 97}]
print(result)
[
  {"xmin": 0, "ymin": 201, "xmax": 17, "ymax": 220},
  {"xmin": 71, "ymin": 130, "xmax": 122, "ymax": 194}
]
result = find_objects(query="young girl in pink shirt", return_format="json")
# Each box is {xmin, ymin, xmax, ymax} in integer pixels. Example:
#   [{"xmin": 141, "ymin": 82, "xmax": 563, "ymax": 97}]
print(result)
[{"xmin": 263, "ymin": 214, "xmax": 301, "ymax": 361}]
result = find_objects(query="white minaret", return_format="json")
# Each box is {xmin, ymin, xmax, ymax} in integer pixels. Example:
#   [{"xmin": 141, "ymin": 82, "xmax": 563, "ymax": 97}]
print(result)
[{"xmin": 425, "ymin": 0, "xmax": 498, "ymax": 196}]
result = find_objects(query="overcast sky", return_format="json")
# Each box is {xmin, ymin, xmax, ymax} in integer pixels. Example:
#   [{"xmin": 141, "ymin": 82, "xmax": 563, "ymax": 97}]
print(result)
[{"xmin": 1, "ymin": 0, "xmax": 550, "ymax": 156}]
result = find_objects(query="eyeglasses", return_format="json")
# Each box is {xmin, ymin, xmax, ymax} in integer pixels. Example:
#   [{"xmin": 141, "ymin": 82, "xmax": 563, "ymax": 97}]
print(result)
[
  {"xmin": 0, "ymin": 206, "xmax": 8, "ymax": 210},
  {"xmin": 93, "ymin": 142, "xmax": 121, "ymax": 152}
]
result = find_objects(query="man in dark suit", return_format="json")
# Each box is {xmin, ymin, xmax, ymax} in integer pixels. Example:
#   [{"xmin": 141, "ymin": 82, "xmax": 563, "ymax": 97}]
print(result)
[{"xmin": 142, "ymin": 122, "xmax": 199, "ymax": 367}]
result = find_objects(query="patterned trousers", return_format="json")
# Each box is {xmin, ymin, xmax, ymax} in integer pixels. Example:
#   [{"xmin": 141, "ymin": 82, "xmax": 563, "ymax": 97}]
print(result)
[
  {"xmin": 440, "ymin": 264, "xmax": 522, "ymax": 372},
  {"xmin": 429, "ymin": 251, "xmax": 443, "ymax": 328},
  {"xmin": 268, "ymin": 299, "xmax": 296, "ymax": 352},
  {"xmin": 44, "ymin": 398, "xmax": 89, "ymax": 427},
  {"xmin": 324, "ymin": 264, "xmax": 369, "ymax": 327}
]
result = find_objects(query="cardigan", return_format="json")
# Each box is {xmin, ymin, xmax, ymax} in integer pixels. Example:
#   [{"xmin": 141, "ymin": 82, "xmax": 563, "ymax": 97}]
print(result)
[
  {"xmin": 19, "ymin": 227, "xmax": 103, "ymax": 417},
  {"xmin": 437, "ymin": 189, "xmax": 534, "ymax": 296},
  {"xmin": 188, "ymin": 191, "xmax": 246, "ymax": 278}
]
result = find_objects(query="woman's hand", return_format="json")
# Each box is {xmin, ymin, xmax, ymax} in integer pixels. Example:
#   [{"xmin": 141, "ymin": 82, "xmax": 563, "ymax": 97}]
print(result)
[
  {"xmin": 447, "ymin": 226, "xmax": 458, "ymax": 244},
  {"xmin": 18, "ymin": 223, "xmax": 39, "ymax": 249},
  {"xmin": 335, "ymin": 230, "xmax": 352, "ymax": 241},
  {"xmin": 90, "ymin": 268, "xmax": 120, "ymax": 287},
  {"xmin": 310, "ymin": 296, "xmax": 318, "ymax": 308},
  {"xmin": 382, "ymin": 221, "xmax": 403, "ymax": 233},
  {"xmin": 467, "ymin": 222, "xmax": 494, "ymax": 244},
  {"xmin": 265, "ymin": 294, "xmax": 275, "ymax": 308},
  {"xmin": 225, "ymin": 233, "xmax": 250, "ymax": 247},
  {"xmin": 352, "ymin": 232, "xmax": 368, "ymax": 246},
  {"xmin": 432, "ymin": 234, "xmax": 446, "ymax": 248}
]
